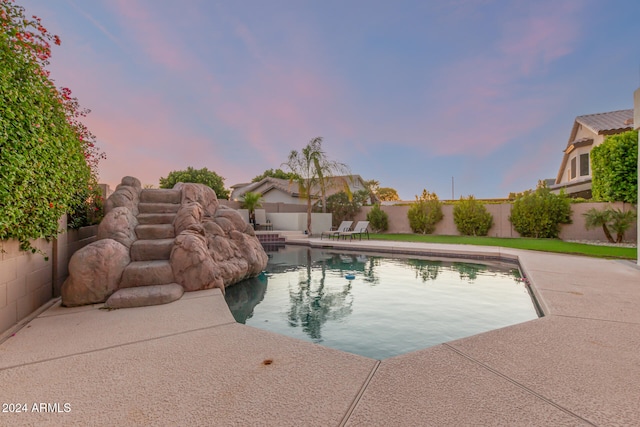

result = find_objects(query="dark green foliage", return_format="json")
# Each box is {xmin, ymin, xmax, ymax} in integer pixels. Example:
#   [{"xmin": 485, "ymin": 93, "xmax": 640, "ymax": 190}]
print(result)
[
  {"xmin": 591, "ymin": 131, "xmax": 638, "ymax": 204},
  {"xmin": 159, "ymin": 167, "xmax": 229, "ymax": 199},
  {"xmin": 1, "ymin": 2, "xmax": 98, "ymax": 253},
  {"xmin": 366, "ymin": 204, "xmax": 389, "ymax": 232},
  {"xmin": 251, "ymin": 168, "xmax": 300, "ymax": 182},
  {"xmin": 453, "ymin": 195, "xmax": 493, "ymax": 236},
  {"xmin": 608, "ymin": 208, "xmax": 636, "ymax": 243},
  {"xmin": 583, "ymin": 207, "xmax": 614, "ymax": 243},
  {"xmin": 320, "ymin": 190, "xmax": 369, "ymax": 227},
  {"xmin": 509, "ymin": 186, "xmax": 572, "ymax": 238},
  {"xmin": 407, "ymin": 189, "xmax": 443, "ymax": 234}
]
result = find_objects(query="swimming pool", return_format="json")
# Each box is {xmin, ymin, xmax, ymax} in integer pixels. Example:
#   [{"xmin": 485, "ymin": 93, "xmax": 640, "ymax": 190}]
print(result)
[{"xmin": 224, "ymin": 245, "xmax": 539, "ymax": 359}]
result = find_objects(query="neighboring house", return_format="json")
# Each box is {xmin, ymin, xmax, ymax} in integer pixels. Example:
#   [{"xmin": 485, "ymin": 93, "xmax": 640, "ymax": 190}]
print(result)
[
  {"xmin": 230, "ymin": 175, "xmax": 369, "ymax": 205},
  {"xmin": 550, "ymin": 109, "xmax": 634, "ymax": 198}
]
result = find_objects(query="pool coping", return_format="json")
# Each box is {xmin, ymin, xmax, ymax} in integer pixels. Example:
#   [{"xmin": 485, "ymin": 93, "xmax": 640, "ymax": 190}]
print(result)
[{"xmin": 1, "ymin": 238, "xmax": 639, "ymax": 425}]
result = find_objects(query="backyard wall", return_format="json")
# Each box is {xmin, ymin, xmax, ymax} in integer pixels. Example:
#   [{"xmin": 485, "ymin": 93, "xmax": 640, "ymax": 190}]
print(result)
[
  {"xmin": 0, "ymin": 217, "xmax": 98, "ymax": 337},
  {"xmin": 355, "ymin": 202, "xmax": 637, "ymax": 242}
]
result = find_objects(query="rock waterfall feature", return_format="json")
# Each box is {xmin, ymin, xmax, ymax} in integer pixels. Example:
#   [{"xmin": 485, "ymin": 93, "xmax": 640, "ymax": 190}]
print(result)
[{"xmin": 61, "ymin": 177, "xmax": 268, "ymax": 308}]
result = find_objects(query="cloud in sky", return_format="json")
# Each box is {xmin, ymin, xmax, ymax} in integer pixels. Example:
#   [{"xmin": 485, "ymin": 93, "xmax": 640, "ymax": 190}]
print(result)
[{"xmin": 21, "ymin": 0, "xmax": 640, "ymax": 198}]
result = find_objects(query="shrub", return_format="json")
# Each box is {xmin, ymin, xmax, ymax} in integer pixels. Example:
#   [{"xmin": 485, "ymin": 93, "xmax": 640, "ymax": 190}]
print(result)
[
  {"xmin": 367, "ymin": 204, "xmax": 389, "ymax": 232},
  {"xmin": 591, "ymin": 131, "xmax": 638, "ymax": 204},
  {"xmin": 1, "ymin": 2, "xmax": 103, "ymax": 253},
  {"xmin": 608, "ymin": 208, "xmax": 636, "ymax": 243},
  {"xmin": 407, "ymin": 189, "xmax": 443, "ymax": 234},
  {"xmin": 509, "ymin": 186, "xmax": 572, "ymax": 238},
  {"xmin": 453, "ymin": 196, "xmax": 493, "ymax": 236},
  {"xmin": 159, "ymin": 167, "xmax": 229, "ymax": 199},
  {"xmin": 583, "ymin": 207, "xmax": 614, "ymax": 243},
  {"xmin": 320, "ymin": 190, "xmax": 368, "ymax": 227}
]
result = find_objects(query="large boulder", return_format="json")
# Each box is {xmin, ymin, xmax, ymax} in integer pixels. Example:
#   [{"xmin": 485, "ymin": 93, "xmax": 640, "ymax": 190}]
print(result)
[
  {"xmin": 174, "ymin": 182, "xmax": 219, "ymax": 218},
  {"xmin": 171, "ymin": 228, "xmax": 224, "ymax": 291},
  {"xmin": 61, "ymin": 239, "xmax": 130, "ymax": 306},
  {"xmin": 104, "ymin": 176, "xmax": 142, "ymax": 216},
  {"xmin": 97, "ymin": 206, "xmax": 138, "ymax": 248}
]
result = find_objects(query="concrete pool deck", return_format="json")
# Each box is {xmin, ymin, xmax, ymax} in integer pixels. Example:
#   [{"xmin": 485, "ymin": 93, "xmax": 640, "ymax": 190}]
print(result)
[{"xmin": 1, "ymin": 239, "xmax": 639, "ymax": 426}]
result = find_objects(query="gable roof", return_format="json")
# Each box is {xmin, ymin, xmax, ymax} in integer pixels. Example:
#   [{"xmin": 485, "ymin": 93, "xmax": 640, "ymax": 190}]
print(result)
[
  {"xmin": 555, "ymin": 108, "xmax": 633, "ymax": 185},
  {"xmin": 575, "ymin": 109, "xmax": 633, "ymax": 135},
  {"xmin": 231, "ymin": 175, "xmax": 366, "ymax": 201}
]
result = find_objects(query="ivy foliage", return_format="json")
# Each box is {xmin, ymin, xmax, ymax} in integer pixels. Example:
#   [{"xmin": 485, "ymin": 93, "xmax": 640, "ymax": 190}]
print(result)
[
  {"xmin": 159, "ymin": 166, "xmax": 230, "ymax": 199},
  {"xmin": 1, "ymin": 1, "xmax": 100, "ymax": 252},
  {"xmin": 407, "ymin": 189, "xmax": 443, "ymax": 234},
  {"xmin": 591, "ymin": 131, "xmax": 638, "ymax": 204},
  {"xmin": 509, "ymin": 185, "xmax": 572, "ymax": 238},
  {"xmin": 366, "ymin": 204, "xmax": 389, "ymax": 232},
  {"xmin": 453, "ymin": 195, "xmax": 493, "ymax": 236}
]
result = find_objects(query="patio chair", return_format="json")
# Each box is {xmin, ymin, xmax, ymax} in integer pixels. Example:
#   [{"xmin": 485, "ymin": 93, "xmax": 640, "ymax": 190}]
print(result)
[
  {"xmin": 320, "ymin": 220, "xmax": 353, "ymax": 240},
  {"xmin": 338, "ymin": 221, "xmax": 370, "ymax": 240}
]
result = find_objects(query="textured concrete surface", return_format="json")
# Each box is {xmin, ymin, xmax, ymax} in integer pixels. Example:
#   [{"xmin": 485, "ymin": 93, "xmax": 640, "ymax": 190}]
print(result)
[{"xmin": 1, "ymin": 239, "xmax": 639, "ymax": 426}]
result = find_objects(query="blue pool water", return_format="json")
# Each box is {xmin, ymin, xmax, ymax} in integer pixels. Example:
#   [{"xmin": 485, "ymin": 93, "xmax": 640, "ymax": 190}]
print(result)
[{"xmin": 225, "ymin": 245, "xmax": 539, "ymax": 359}]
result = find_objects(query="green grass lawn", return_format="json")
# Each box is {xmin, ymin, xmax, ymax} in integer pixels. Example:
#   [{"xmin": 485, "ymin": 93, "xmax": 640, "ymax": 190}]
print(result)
[{"xmin": 368, "ymin": 234, "xmax": 637, "ymax": 260}]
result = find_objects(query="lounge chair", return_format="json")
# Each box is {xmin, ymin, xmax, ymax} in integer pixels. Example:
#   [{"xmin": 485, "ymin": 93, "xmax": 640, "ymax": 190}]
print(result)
[
  {"xmin": 321, "ymin": 220, "xmax": 353, "ymax": 240},
  {"xmin": 338, "ymin": 221, "xmax": 370, "ymax": 240}
]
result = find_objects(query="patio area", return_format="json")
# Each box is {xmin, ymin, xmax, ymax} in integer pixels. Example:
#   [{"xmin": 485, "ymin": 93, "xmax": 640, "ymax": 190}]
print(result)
[{"xmin": 1, "ymin": 238, "xmax": 639, "ymax": 426}]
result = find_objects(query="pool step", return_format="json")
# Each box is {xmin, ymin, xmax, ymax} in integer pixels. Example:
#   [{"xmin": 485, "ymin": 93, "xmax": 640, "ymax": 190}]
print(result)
[{"xmin": 120, "ymin": 260, "xmax": 174, "ymax": 288}]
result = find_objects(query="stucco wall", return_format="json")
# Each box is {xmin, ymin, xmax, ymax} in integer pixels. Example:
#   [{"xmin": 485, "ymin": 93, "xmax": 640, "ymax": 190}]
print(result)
[
  {"xmin": 0, "ymin": 220, "xmax": 98, "ymax": 337},
  {"xmin": 355, "ymin": 202, "xmax": 637, "ymax": 242}
]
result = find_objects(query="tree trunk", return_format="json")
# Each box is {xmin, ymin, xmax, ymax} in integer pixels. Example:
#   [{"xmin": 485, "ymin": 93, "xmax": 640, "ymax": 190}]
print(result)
[
  {"xmin": 602, "ymin": 224, "xmax": 615, "ymax": 243},
  {"xmin": 307, "ymin": 197, "xmax": 312, "ymax": 235}
]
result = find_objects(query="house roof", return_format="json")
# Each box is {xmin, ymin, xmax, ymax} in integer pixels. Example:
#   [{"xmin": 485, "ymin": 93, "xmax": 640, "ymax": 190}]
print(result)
[
  {"xmin": 231, "ymin": 175, "xmax": 366, "ymax": 201},
  {"xmin": 575, "ymin": 109, "xmax": 633, "ymax": 135},
  {"xmin": 563, "ymin": 137, "xmax": 594, "ymax": 154},
  {"xmin": 556, "ymin": 108, "xmax": 633, "ymax": 185}
]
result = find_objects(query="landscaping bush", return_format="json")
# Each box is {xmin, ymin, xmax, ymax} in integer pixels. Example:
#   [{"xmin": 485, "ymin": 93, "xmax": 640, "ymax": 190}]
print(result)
[
  {"xmin": 407, "ymin": 189, "xmax": 443, "ymax": 234},
  {"xmin": 453, "ymin": 196, "xmax": 493, "ymax": 236},
  {"xmin": 509, "ymin": 186, "xmax": 572, "ymax": 238},
  {"xmin": 1, "ymin": 2, "xmax": 103, "ymax": 252},
  {"xmin": 319, "ymin": 190, "xmax": 369, "ymax": 227},
  {"xmin": 591, "ymin": 131, "xmax": 638, "ymax": 204},
  {"xmin": 366, "ymin": 204, "xmax": 389, "ymax": 232}
]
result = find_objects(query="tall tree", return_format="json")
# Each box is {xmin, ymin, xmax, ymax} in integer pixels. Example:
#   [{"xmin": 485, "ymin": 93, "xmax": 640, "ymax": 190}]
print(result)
[
  {"xmin": 283, "ymin": 137, "xmax": 350, "ymax": 235},
  {"xmin": 251, "ymin": 168, "xmax": 300, "ymax": 182},
  {"xmin": 159, "ymin": 166, "xmax": 229, "ymax": 199},
  {"xmin": 377, "ymin": 187, "xmax": 400, "ymax": 201}
]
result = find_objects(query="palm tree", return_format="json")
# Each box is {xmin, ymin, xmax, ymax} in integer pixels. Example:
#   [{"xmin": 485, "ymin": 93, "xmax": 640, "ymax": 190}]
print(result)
[
  {"xmin": 583, "ymin": 208, "xmax": 614, "ymax": 243},
  {"xmin": 283, "ymin": 137, "xmax": 350, "ymax": 235},
  {"xmin": 608, "ymin": 208, "xmax": 636, "ymax": 243},
  {"xmin": 241, "ymin": 191, "xmax": 262, "ymax": 226}
]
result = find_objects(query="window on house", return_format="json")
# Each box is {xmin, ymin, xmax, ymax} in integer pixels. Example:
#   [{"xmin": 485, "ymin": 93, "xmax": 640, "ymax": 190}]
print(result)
[
  {"xmin": 580, "ymin": 153, "xmax": 589, "ymax": 176},
  {"xmin": 570, "ymin": 157, "xmax": 576, "ymax": 179}
]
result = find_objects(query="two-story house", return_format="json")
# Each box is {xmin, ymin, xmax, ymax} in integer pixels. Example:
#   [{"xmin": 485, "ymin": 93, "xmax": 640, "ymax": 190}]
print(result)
[{"xmin": 550, "ymin": 109, "xmax": 634, "ymax": 198}]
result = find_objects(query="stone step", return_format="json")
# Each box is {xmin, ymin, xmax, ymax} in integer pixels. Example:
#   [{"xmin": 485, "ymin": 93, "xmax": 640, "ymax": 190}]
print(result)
[
  {"xmin": 136, "ymin": 224, "xmax": 175, "ymax": 240},
  {"xmin": 137, "ymin": 213, "xmax": 176, "ymax": 225},
  {"xmin": 130, "ymin": 239, "xmax": 175, "ymax": 261},
  {"xmin": 140, "ymin": 189, "xmax": 181, "ymax": 204},
  {"xmin": 138, "ymin": 203, "xmax": 180, "ymax": 214},
  {"xmin": 120, "ymin": 260, "xmax": 174, "ymax": 288},
  {"xmin": 104, "ymin": 283, "xmax": 184, "ymax": 309}
]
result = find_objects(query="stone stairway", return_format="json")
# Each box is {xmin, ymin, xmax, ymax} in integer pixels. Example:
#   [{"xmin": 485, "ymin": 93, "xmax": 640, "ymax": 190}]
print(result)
[{"xmin": 105, "ymin": 189, "xmax": 184, "ymax": 308}]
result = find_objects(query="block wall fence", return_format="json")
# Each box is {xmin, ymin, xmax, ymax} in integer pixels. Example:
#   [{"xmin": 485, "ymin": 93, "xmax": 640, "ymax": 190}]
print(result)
[
  {"xmin": 1, "ymin": 200, "xmax": 635, "ymax": 336},
  {"xmin": 354, "ymin": 202, "xmax": 637, "ymax": 242},
  {"xmin": 0, "ymin": 215, "xmax": 97, "ymax": 337}
]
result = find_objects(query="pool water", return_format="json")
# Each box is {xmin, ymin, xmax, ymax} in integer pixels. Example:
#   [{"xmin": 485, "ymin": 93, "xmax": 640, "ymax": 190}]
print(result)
[{"xmin": 224, "ymin": 245, "xmax": 539, "ymax": 359}]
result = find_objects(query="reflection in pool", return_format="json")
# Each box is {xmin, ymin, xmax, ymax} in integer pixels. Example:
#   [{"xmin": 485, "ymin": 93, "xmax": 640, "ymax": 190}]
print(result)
[{"xmin": 224, "ymin": 245, "xmax": 539, "ymax": 359}]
